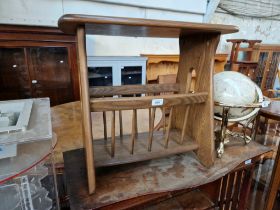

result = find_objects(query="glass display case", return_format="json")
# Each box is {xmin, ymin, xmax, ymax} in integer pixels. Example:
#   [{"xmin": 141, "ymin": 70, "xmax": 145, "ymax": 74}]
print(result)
[
  {"xmin": 0, "ymin": 98, "xmax": 58, "ymax": 210},
  {"xmin": 0, "ymin": 138, "xmax": 58, "ymax": 210}
]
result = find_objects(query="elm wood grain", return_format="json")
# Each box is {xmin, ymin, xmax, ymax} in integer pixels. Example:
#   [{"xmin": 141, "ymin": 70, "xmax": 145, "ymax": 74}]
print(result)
[
  {"xmin": 174, "ymin": 33, "xmax": 220, "ymax": 168},
  {"xmin": 90, "ymin": 92, "xmax": 208, "ymax": 111},
  {"xmin": 93, "ymin": 129, "xmax": 198, "ymax": 167},
  {"xmin": 58, "ymin": 14, "xmax": 238, "ymax": 36},
  {"xmin": 63, "ymin": 140, "xmax": 270, "ymax": 209},
  {"xmin": 90, "ymin": 83, "xmax": 180, "ymax": 97},
  {"xmin": 76, "ymin": 26, "xmax": 96, "ymax": 194}
]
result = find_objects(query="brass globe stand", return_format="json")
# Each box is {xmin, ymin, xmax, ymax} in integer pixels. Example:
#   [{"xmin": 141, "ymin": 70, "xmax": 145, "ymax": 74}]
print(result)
[{"xmin": 215, "ymin": 102, "xmax": 266, "ymax": 158}]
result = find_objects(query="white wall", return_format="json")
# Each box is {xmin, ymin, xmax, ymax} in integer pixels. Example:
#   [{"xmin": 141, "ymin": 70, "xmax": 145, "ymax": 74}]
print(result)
[
  {"xmin": 211, "ymin": 13, "xmax": 280, "ymax": 54},
  {"xmin": 0, "ymin": 0, "xmax": 207, "ymax": 56}
]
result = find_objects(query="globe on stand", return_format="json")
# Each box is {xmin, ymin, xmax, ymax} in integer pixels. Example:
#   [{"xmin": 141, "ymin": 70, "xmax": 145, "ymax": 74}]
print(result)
[{"xmin": 213, "ymin": 71, "xmax": 265, "ymax": 158}]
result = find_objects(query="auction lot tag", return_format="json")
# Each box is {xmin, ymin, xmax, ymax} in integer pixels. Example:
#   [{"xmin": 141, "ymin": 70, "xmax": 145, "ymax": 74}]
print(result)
[{"xmin": 152, "ymin": 99, "xmax": 164, "ymax": 106}]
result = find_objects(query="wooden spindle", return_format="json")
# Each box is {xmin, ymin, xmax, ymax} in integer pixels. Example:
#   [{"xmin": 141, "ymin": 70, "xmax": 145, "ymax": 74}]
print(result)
[
  {"xmin": 135, "ymin": 109, "xmax": 138, "ymax": 136},
  {"xmin": 162, "ymin": 107, "xmax": 166, "ymax": 133},
  {"xmin": 164, "ymin": 106, "xmax": 174, "ymax": 148},
  {"xmin": 149, "ymin": 108, "xmax": 151, "ymax": 130},
  {"xmin": 118, "ymin": 95, "xmax": 123, "ymax": 138},
  {"xmin": 103, "ymin": 112, "xmax": 107, "ymax": 140},
  {"xmin": 119, "ymin": 110, "xmax": 123, "ymax": 137},
  {"xmin": 180, "ymin": 106, "xmax": 190, "ymax": 144},
  {"xmin": 148, "ymin": 108, "xmax": 156, "ymax": 151},
  {"xmin": 133, "ymin": 94, "xmax": 138, "ymax": 136},
  {"xmin": 111, "ymin": 111, "xmax": 115, "ymax": 157},
  {"xmin": 131, "ymin": 109, "xmax": 137, "ymax": 154}
]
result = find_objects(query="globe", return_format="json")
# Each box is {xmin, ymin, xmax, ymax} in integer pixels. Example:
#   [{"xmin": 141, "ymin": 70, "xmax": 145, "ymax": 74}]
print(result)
[{"xmin": 214, "ymin": 71, "xmax": 263, "ymax": 122}]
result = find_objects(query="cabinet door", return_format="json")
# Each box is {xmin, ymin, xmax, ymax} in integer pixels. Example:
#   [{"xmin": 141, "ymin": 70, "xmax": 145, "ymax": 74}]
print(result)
[
  {"xmin": 28, "ymin": 47, "xmax": 74, "ymax": 106},
  {"xmin": 88, "ymin": 66, "xmax": 113, "ymax": 86},
  {"xmin": 0, "ymin": 48, "xmax": 32, "ymax": 100},
  {"xmin": 120, "ymin": 65, "xmax": 145, "ymax": 85}
]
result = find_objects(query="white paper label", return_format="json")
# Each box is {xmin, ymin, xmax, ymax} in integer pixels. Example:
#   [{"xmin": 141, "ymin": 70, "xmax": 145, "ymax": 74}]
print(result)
[
  {"xmin": 152, "ymin": 99, "xmax": 164, "ymax": 106},
  {"xmin": 262, "ymin": 101, "xmax": 270, "ymax": 108},
  {"xmin": 245, "ymin": 159, "xmax": 252, "ymax": 165}
]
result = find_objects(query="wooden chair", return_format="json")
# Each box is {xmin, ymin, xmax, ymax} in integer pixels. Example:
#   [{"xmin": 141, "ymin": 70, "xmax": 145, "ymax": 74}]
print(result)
[
  {"xmin": 58, "ymin": 14, "xmax": 238, "ymax": 194},
  {"xmin": 227, "ymin": 39, "xmax": 262, "ymax": 80}
]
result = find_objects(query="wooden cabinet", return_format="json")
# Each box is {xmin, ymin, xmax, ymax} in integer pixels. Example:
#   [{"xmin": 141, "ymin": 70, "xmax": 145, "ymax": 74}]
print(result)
[
  {"xmin": 142, "ymin": 54, "xmax": 228, "ymax": 83},
  {"xmin": 87, "ymin": 56, "xmax": 147, "ymax": 87},
  {"xmin": 0, "ymin": 25, "xmax": 79, "ymax": 106},
  {"xmin": 252, "ymin": 44, "xmax": 280, "ymax": 92}
]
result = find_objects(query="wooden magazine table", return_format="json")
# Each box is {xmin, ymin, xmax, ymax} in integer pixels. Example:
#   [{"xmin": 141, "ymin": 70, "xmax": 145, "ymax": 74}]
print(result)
[{"xmin": 58, "ymin": 14, "xmax": 239, "ymax": 194}]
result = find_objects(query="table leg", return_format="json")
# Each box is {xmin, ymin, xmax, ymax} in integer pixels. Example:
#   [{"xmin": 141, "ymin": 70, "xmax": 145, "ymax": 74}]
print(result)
[{"xmin": 252, "ymin": 114, "xmax": 261, "ymax": 141}]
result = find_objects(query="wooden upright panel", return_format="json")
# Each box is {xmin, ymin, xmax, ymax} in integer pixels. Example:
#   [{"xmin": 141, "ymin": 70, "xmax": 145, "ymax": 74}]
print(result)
[
  {"xmin": 173, "ymin": 33, "xmax": 220, "ymax": 167},
  {"xmin": 76, "ymin": 26, "xmax": 96, "ymax": 194}
]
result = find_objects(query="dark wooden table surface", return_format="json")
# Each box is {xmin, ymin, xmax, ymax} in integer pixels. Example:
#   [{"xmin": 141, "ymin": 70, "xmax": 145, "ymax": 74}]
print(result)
[
  {"xmin": 63, "ymin": 140, "xmax": 270, "ymax": 209},
  {"xmin": 260, "ymin": 101, "xmax": 280, "ymax": 121}
]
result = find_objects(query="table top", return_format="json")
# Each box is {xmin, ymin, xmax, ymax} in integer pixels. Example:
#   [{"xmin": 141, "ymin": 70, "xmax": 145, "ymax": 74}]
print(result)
[
  {"xmin": 51, "ymin": 101, "xmax": 161, "ymax": 164},
  {"xmin": 58, "ymin": 14, "xmax": 239, "ymax": 36},
  {"xmin": 260, "ymin": 101, "xmax": 280, "ymax": 121}
]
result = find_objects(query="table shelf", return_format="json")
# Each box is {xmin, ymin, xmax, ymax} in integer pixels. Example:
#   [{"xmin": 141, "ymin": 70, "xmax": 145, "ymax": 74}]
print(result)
[{"xmin": 93, "ymin": 129, "xmax": 198, "ymax": 167}]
